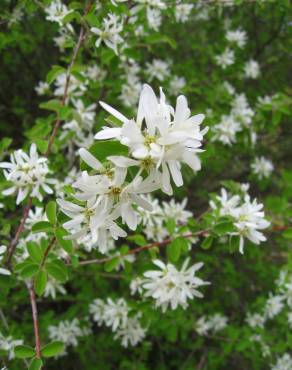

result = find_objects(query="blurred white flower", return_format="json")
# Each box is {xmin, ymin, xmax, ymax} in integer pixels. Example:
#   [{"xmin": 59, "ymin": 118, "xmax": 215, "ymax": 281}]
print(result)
[
  {"xmin": 215, "ymin": 48, "xmax": 235, "ymax": 69},
  {"xmin": 251, "ymin": 156, "xmax": 274, "ymax": 180},
  {"xmin": 244, "ymin": 60, "xmax": 260, "ymax": 79}
]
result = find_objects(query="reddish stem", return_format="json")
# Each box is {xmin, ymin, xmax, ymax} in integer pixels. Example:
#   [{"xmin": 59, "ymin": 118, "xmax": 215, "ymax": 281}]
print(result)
[{"xmin": 28, "ymin": 284, "xmax": 41, "ymax": 359}]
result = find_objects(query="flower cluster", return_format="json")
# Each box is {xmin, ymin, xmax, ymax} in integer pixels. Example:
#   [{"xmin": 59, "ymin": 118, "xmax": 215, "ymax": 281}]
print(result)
[
  {"xmin": 89, "ymin": 298, "xmax": 146, "ymax": 347},
  {"xmin": 195, "ymin": 313, "xmax": 228, "ymax": 336},
  {"xmin": 0, "ymin": 144, "xmax": 55, "ymax": 204},
  {"xmin": 58, "ymin": 85, "xmax": 207, "ymax": 251},
  {"xmin": 210, "ymin": 187, "xmax": 270, "ymax": 253},
  {"xmin": 139, "ymin": 259, "xmax": 209, "ymax": 312}
]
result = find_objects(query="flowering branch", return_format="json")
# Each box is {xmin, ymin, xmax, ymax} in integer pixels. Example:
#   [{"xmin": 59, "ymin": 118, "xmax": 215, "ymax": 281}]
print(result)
[
  {"xmin": 28, "ymin": 283, "xmax": 41, "ymax": 359},
  {"xmin": 5, "ymin": 2, "xmax": 93, "ymax": 268},
  {"xmin": 78, "ymin": 230, "xmax": 209, "ymax": 266}
]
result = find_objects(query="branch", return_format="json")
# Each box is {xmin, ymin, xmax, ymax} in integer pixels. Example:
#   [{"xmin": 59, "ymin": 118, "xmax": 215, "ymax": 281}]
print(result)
[
  {"xmin": 5, "ymin": 1, "xmax": 93, "ymax": 267},
  {"xmin": 40, "ymin": 237, "xmax": 56, "ymax": 268},
  {"xmin": 28, "ymin": 283, "xmax": 41, "ymax": 359},
  {"xmin": 5, "ymin": 197, "xmax": 33, "ymax": 268},
  {"xmin": 78, "ymin": 230, "xmax": 209, "ymax": 266}
]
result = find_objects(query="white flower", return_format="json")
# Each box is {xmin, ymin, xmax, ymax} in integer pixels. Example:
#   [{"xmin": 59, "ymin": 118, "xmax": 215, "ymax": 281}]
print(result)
[
  {"xmin": 146, "ymin": 8, "xmax": 162, "ymax": 31},
  {"xmin": 25, "ymin": 207, "xmax": 48, "ymax": 229},
  {"xmin": 84, "ymin": 65, "xmax": 106, "ymax": 81},
  {"xmin": 0, "ymin": 333, "xmax": 23, "ymax": 360},
  {"xmin": 208, "ymin": 313, "xmax": 228, "ymax": 332},
  {"xmin": 223, "ymin": 81, "xmax": 236, "ymax": 95},
  {"xmin": 251, "ymin": 156, "xmax": 274, "ymax": 180},
  {"xmin": 35, "ymin": 81, "xmax": 49, "ymax": 96},
  {"xmin": 45, "ymin": 0, "xmax": 72, "ymax": 26},
  {"xmin": 89, "ymin": 297, "xmax": 146, "ymax": 347},
  {"xmin": 44, "ymin": 279, "xmax": 66, "ymax": 299},
  {"xmin": 54, "ymin": 73, "xmax": 87, "ymax": 99},
  {"xmin": 91, "ymin": 13, "xmax": 124, "ymax": 55},
  {"xmin": 245, "ymin": 312, "xmax": 265, "ymax": 329},
  {"xmin": 226, "ymin": 29, "xmax": 247, "ymax": 48},
  {"xmin": 196, "ymin": 316, "xmax": 211, "ymax": 336},
  {"xmin": 0, "ymin": 143, "xmax": 55, "ymax": 204},
  {"xmin": 212, "ymin": 115, "xmax": 241, "ymax": 146},
  {"xmin": 161, "ymin": 198, "xmax": 192, "ymax": 224},
  {"xmin": 215, "ymin": 48, "xmax": 235, "ymax": 69},
  {"xmin": 145, "ymin": 59, "xmax": 171, "ymax": 81},
  {"xmin": 232, "ymin": 195, "xmax": 270, "ymax": 254},
  {"xmin": 175, "ymin": 4, "xmax": 193, "ymax": 22},
  {"xmin": 244, "ymin": 59, "xmax": 260, "ymax": 79},
  {"xmin": 95, "ymin": 84, "xmax": 207, "ymax": 195},
  {"xmin": 130, "ymin": 277, "xmax": 144, "ymax": 295},
  {"xmin": 114, "ymin": 315, "xmax": 146, "ymax": 347},
  {"xmin": 288, "ymin": 312, "xmax": 292, "ymax": 328},
  {"xmin": 48, "ymin": 318, "xmax": 88, "ymax": 349},
  {"xmin": 271, "ymin": 353, "xmax": 292, "ymax": 370},
  {"xmin": 210, "ymin": 188, "xmax": 240, "ymax": 216},
  {"xmin": 0, "ymin": 245, "xmax": 11, "ymax": 276},
  {"xmin": 264, "ymin": 294, "xmax": 284, "ymax": 319},
  {"xmin": 231, "ymin": 93, "xmax": 254, "ymax": 127},
  {"xmin": 141, "ymin": 258, "xmax": 209, "ymax": 312},
  {"xmin": 169, "ymin": 76, "xmax": 186, "ymax": 96},
  {"xmin": 257, "ymin": 95, "xmax": 273, "ymax": 107}
]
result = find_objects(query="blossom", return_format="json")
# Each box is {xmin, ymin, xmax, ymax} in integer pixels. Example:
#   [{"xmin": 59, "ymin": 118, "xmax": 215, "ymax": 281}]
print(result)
[
  {"xmin": 89, "ymin": 297, "xmax": 146, "ymax": 347},
  {"xmin": 0, "ymin": 333, "xmax": 23, "ymax": 360},
  {"xmin": 130, "ymin": 277, "xmax": 144, "ymax": 295},
  {"xmin": 196, "ymin": 316, "xmax": 211, "ymax": 336},
  {"xmin": 0, "ymin": 245, "xmax": 11, "ymax": 276},
  {"xmin": 209, "ymin": 313, "xmax": 228, "ymax": 332},
  {"xmin": 251, "ymin": 156, "xmax": 274, "ymax": 180},
  {"xmin": 264, "ymin": 294, "xmax": 284, "ymax": 319},
  {"xmin": 231, "ymin": 93, "xmax": 254, "ymax": 127},
  {"xmin": 175, "ymin": 4, "xmax": 193, "ymax": 23},
  {"xmin": 91, "ymin": 14, "xmax": 124, "ymax": 54},
  {"xmin": 95, "ymin": 84, "xmax": 207, "ymax": 195},
  {"xmin": 210, "ymin": 188, "xmax": 240, "ymax": 216},
  {"xmin": 54, "ymin": 73, "xmax": 87, "ymax": 99},
  {"xmin": 44, "ymin": 279, "xmax": 66, "ymax": 299},
  {"xmin": 0, "ymin": 143, "xmax": 55, "ymax": 204},
  {"xmin": 35, "ymin": 81, "xmax": 49, "ymax": 96},
  {"xmin": 146, "ymin": 8, "xmax": 162, "ymax": 31},
  {"xmin": 226, "ymin": 29, "xmax": 247, "ymax": 48},
  {"xmin": 231, "ymin": 195, "xmax": 270, "ymax": 253},
  {"xmin": 271, "ymin": 353, "xmax": 292, "ymax": 370},
  {"xmin": 114, "ymin": 315, "xmax": 146, "ymax": 347},
  {"xmin": 48, "ymin": 319, "xmax": 89, "ymax": 349},
  {"xmin": 45, "ymin": 0, "xmax": 72, "ymax": 26},
  {"xmin": 223, "ymin": 81, "xmax": 236, "ymax": 95},
  {"xmin": 145, "ymin": 59, "xmax": 171, "ymax": 81},
  {"xmin": 141, "ymin": 258, "xmax": 209, "ymax": 312},
  {"xmin": 212, "ymin": 115, "xmax": 241, "ymax": 145},
  {"xmin": 245, "ymin": 312, "xmax": 265, "ymax": 329},
  {"xmin": 215, "ymin": 48, "xmax": 235, "ymax": 69},
  {"xmin": 169, "ymin": 76, "xmax": 186, "ymax": 96},
  {"xmin": 244, "ymin": 59, "xmax": 260, "ymax": 79}
]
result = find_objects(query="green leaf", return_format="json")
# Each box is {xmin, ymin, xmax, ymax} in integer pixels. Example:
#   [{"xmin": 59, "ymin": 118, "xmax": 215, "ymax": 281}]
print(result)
[
  {"xmin": 213, "ymin": 221, "xmax": 235, "ymax": 235},
  {"xmin": 229, "ymin": 235, "xmax": 240, "ymax": 253},
  {"xmin": 46, "ymin": 262, "xmax": 67, "ymax": 282},
  {"xmin": 0, "ymin": 137, "xmax": 12, "ymax": 154},
  {"xmin": 46, "ymin": 201, "xmax": 57, "ymax": 225},
  {"xmin": 39, "ymin": 99, "xmax": 62, "ymax": 112},
  {"xmin": 55, "ymin": 227, "xmax": 73, "ymax": 253},
  {"xmin": 35, "ymin": 139, "xmax": 48, "ymax": 154},
  {"xmin": 34, "ymin": 270, "xmax": 47, "ymax": 296},
  {"xmin": 167, "ymin": 238, "xmax": 182, "ymax": 263},
  {"xmin": 283, "ymin": 229, "xmax": 292, "ymax": 239},
  {"xmin": 14, "ymin": 345, "xmax": 35, "ymax": 359},
  {"xmin": 46, "ymin": 65, "xmax": 66, "ymax": 85},
  {"xmin": 27, "ymin": 242, "xmax": 42, "ymax": 263},
  {"xmin": 104, "ymin": 257, "xmax": 120, "ymax": 272},
  {"xmin": 166, "ymin": 218, "xmax": 176, "ymax": 234},
  {"xmin": 41, "ymin": 341, "xmax": 64, "ymax": 358},
  {"xmin": 201, "ymin": 236, "xmax": 213, "ymax": 250},
  {"xmin": 29, "ymin": 358, "xmax": 43, "ymax": 370},
  {"xmin": 127, "ymin": 234, "xmax": 146, "ymax": 246},
  {"xmin": 32, "ymin": 221, "xmax": 53, "ymax": 233},
  {"xmin": 20, "ymin": 264, "xmax": 39, "ymax": 279}
]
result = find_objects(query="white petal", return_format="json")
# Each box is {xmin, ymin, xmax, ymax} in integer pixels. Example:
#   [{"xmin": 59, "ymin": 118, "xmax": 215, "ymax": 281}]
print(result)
[
  {"xmin": 99, "ymin": 101, "xmax": 128, "ymax": 124},
  {"xmin": 79, "ymin": 148, "xmax": 102, "ymax": 170},
  {"xmin": 94, "ymin": 127, "xmax": 122, "ymax": 140}
]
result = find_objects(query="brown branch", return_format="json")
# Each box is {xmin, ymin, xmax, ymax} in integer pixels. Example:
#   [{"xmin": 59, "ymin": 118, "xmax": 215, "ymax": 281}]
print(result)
[
  {"xmin": 41, "ymin": 237, "xmax": 56, "ymax": 268},
  {"xmin": 78, "ymin": 230, "xmax": 209, "ymax": 266},
  {"xmin": 28, "ymin": 283, "xmax": 41, "ymax": 359},
  {"xmin": 5, "ymin": 197, "xmax": 33, "ymax": 268}
]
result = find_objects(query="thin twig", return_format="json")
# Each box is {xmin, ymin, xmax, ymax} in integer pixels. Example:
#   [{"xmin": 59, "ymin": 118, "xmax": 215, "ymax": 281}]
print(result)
[
  {"xmin": 78, "ymin": 230, "xmax": 209, "ymax": 266},
  {"xmin": 6, "ymin": 197, "xmax": 33, "ymax": 268},
  {"xmin": 40, "ymin": 237, "xmax": 56, "ymax": 268},
  {"xmin": 28, "ymin": 283, "xmax": 41, "ymax": 359}
]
